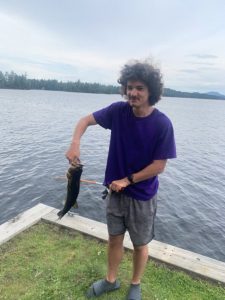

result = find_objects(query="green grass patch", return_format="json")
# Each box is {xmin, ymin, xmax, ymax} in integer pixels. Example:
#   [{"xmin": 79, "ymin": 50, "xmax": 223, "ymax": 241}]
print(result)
[{"xmin": 0, "ymin": 222, "xmax": 224, "ymax": 299}]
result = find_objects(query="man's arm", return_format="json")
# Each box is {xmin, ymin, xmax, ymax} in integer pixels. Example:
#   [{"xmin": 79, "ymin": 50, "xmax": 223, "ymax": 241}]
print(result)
[
  {"xmin": 65, "ymin": 114, "xmax": 97, "ymax": 163},
  {"xmin": 110, "ymin": 160, "xmax": 167, "ymax": 192}
]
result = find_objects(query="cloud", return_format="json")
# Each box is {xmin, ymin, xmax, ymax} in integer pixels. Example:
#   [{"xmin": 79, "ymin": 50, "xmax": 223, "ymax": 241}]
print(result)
[
  {"xmin": 188, "ymin": 62, "xmax": 215, "ymax": 66},
  {"xmin": 180, "ymin": 66, "xmax": 221, "ymax": 74},
  {"xmin": 188, "ymin": 54, "xmax": 218, "ymax": 59},
  {"xmin": 179, "ymin": 69, "xmax": 199, "ymax": 74},
  {"xmin": 0, "ymin": 11, "xmax": 124, "ymax": 83},
  {"xmin": 1, "ymin": 2, "xmax": 225, "ymax": 93}
]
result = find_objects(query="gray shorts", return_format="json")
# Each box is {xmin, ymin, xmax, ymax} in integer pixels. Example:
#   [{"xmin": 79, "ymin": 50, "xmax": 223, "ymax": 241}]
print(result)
[{"xmin": 106, "ymin": 192, "xmax": 157, "ymax": 246}]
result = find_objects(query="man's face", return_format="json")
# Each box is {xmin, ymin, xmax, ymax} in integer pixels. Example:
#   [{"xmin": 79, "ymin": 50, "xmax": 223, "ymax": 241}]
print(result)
[{"xmin": 126, "ymin": 80, "xmax": 150, "ymax": 108}]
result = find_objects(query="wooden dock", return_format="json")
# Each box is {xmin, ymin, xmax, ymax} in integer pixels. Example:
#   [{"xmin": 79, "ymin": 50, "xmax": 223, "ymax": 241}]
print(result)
[{"xmin": 1, "ymin": 204, "xmax": 225, "ymax": 285}]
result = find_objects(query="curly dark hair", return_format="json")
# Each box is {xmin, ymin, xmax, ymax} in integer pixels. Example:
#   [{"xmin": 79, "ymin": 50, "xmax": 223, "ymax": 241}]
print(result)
[{"xmin": 118, "ymin": 60, "xmax": 163, "ymax": 105}]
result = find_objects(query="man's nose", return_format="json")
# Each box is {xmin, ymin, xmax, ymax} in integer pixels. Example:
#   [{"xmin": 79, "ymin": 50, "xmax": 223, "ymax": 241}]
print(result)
[{"xmin": 130, "ymin": 88, "xmax": 137, "ymax": 96}]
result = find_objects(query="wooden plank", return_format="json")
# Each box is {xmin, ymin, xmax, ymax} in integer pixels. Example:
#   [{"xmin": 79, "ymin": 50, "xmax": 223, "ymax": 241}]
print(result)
[
  {"xmin": 42, "ymin": 209, "xmax": 110, "ymax": 242},
  {"xmin": 148, "ymin": 240, "xmax": 225, "ymax": 283},
  {"xmin": 0, "ymin": 203, "xmax": 54, "ymax": 245},
  {"xmin": 42, "ymin": 209, "xmax": 134, "ymax": 249},
  {"xmin": 43, "ymin": 209, "xmax": 225, "ymax": 285}
]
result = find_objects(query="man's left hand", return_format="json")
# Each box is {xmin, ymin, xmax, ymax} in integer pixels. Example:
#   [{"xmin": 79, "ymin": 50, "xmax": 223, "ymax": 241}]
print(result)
[{"xmin": 109, "ymin": 177, "xmax": 130, "ymax": 193}]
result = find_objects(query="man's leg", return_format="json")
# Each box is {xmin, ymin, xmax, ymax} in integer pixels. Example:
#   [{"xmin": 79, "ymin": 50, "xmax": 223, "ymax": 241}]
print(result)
[
  {"xmin": 126, "ymin": 244, "xmax": 149, "ymax": 299},
  {"xmin": 86, "ymin": 235, "xmax": 123, "ymax": 298},
  {"xmin": 106, "ymin": 234, "xmax": 124, "ymax": 282},
  {"xmin": 131, "ymin": 244, "xmax": 149, "ymax": 284}
]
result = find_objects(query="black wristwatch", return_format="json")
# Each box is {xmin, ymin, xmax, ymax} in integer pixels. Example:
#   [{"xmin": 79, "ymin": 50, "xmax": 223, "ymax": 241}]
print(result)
[{"xmin": 127, "ymin": 174, "xmax": 135, "ymax": 185}]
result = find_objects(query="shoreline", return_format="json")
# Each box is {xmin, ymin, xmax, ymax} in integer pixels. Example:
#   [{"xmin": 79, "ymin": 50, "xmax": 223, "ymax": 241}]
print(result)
[
  {"xmin": 1, "ymin": 203, "xmax": 225, "ymax": 286},
  {"xmin": 1, "ymin": 87, "xmax": 225, "ymax": 101}
]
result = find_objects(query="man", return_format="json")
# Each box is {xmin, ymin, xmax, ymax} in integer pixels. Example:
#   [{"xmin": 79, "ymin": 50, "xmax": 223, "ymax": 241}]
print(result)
[{"xmin": 66, "ymin": 60, "xmax": 176, "ymax": 300}]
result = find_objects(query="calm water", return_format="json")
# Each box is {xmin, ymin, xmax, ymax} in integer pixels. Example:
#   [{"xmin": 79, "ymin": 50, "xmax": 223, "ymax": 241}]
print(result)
[{"xmin": 0, "ymin": 89, "xmax": 225, "ymax": 262}]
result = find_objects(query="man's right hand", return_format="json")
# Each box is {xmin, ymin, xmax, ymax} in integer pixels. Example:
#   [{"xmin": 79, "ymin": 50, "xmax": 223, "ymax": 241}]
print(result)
[{"xmin": 65, "ymin": 141, "xmax": 80, "ymax": 164}]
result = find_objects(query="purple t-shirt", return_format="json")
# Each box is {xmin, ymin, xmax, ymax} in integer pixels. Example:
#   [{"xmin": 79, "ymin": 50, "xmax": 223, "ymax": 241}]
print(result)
[{"xmin": 93, "ymin": 101, "xmax": 176, "ymax": 200}]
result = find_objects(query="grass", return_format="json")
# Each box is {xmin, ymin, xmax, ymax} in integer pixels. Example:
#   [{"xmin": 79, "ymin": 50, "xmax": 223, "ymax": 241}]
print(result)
[{"xmin": 0, "ymin": 222, "xmax": 224, "ymax": 300}]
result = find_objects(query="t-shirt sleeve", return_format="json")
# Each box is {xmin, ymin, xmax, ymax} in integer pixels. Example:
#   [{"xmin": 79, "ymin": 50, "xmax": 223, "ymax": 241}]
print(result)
[
  {"xmin": 93, "ymin": 102, "xmax": 121, "ymax": 129},
  {"xmin": 153, "ymin": 117, "xmax": 177, "ymax": 160}
]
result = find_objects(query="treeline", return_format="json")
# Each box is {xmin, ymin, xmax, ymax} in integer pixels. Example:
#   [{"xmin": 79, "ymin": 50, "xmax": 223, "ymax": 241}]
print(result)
[
  {"xmin": 1, "ymin": 70, "xmax": 225, "ymax": 100},
  {"xmin": 0, "ymin": 71, "xmax": 119, "ymax": 94}
]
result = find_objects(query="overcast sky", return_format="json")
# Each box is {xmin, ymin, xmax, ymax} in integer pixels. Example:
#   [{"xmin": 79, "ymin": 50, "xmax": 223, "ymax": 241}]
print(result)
[{"xmin": 0, "ymin": 0, "xmax": 225, "ymax": 94}]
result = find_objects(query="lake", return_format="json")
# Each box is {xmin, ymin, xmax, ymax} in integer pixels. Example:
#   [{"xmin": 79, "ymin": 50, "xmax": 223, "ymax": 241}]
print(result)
[{"xmin": 0, "ymin": 89, "xmax": 225, "ymax": 262}]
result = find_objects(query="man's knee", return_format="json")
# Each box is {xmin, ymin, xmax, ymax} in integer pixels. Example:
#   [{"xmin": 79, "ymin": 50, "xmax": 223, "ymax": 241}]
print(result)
[
  {"xmin": 108, "ymin": 234, "xmax": 124, "ymax": 247},
  {"xmin": 133, "ymin": 244, "xmax": 149, "ymax": 253}
]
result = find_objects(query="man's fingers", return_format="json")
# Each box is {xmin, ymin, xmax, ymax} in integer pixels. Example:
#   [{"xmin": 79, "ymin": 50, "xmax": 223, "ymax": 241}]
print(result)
[
  {"xmin": 109, "ymin": 184, "xmax": 115, "ymax": 191},
  {"xmin": 109, "ymin": 183, "xmax": 124, "ymax": 193},
  {"xmin": 66, "ymin": 157, "xmax": 73, "ymax": 164},
  {"xmin": 65, "ymin": 153, "xmax": 81, "ymax": 165}
]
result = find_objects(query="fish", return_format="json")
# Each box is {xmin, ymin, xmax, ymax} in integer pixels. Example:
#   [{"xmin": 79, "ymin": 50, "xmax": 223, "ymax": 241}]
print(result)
[{"xmin": 57, "ymin": 158, "xmax": 83, "ymax": 219}]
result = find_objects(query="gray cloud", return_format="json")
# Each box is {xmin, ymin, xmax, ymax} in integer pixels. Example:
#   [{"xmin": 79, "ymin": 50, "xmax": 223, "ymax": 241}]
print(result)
[
  {"xmin": 188, "ymin": 54, "xmax": 218, "ymax": 59},
  {"xmin": 180, "ymin": 66, "xmax": 221, "ymax": 74},
  {"xmin": 179, "ymin": 69, "xmax": 199, "ymax": 73},
  {"xmin": 188, "ymin": 61, "xmax": 215, "ymax": 66}
]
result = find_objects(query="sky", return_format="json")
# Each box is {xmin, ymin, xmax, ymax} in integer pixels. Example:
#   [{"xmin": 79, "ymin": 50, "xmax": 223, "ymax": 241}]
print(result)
[{"xmin": 0, "ymin": 0, "xmax": 225, "ymax": 94}]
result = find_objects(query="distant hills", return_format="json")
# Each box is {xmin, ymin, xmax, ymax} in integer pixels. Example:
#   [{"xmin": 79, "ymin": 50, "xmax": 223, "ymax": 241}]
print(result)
[
  {"xmin": 206, "ymin": 91, "xmax": 225, "ymax": 97},
  {"xmin": 0, "ymin": 70, "xmax": 225, "ymax": 100},
  {"xmin": 163, "ymin": 88, "xmax": 225, "ymax": 100}
]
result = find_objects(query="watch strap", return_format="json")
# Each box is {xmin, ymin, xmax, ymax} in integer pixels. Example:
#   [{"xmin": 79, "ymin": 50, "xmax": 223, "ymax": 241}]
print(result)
[{"xmin": 127, "ymin": 174, "xmax": 134, "ymax": 185}]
